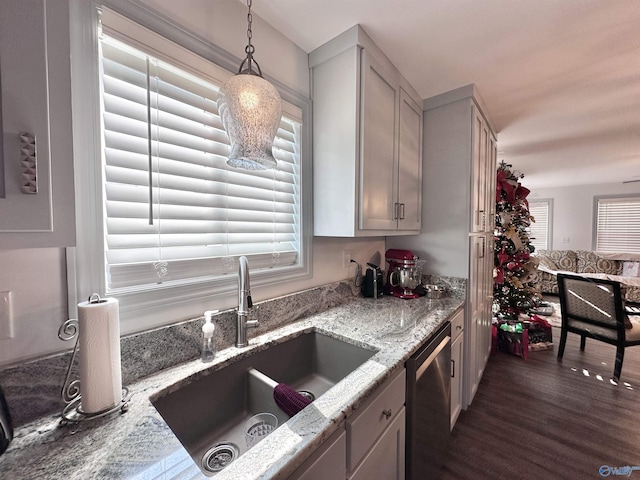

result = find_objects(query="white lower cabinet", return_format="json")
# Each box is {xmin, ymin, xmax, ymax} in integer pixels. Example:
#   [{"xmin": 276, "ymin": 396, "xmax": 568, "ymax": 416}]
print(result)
[
  {"xmin": 285, "ymin": 312, "xmax": 466, "ymax": 478},
  {"xmin": 347, "ymin": 369, "xmax": 406, "ymax": 480},
  {"xmin": 450, "ymin": 308, "xmax": 464, "ymax": 429},
  {"xmin": 450, "ymin": 335, "xmax": 464, "ymax": 429},
  {"xmin": 466, "ymin": 235, "xmax": 493, "ymax": 407},
  {"xmin": 349, "ymin": 409, "xmax": 406, "ymax": 480},
  {"xmin": 286, "ymin": 427, "xmax": 346, "ymax": 480},
  {"xmin": 287, "ymin": 368, "xmax": 407, "ymax": 480}
]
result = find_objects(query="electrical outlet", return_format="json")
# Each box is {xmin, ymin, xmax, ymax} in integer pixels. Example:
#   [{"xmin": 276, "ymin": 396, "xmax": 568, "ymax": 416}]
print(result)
[
  {"xmin": 561, "ymin": 237, "xmax": 570, "ymax": 244},
  {"xmin": 342, "ymin": 250, "xmax": 352, "ymax": 268},
  {"xmin": 0, "ymin": 291, "xmax": 13, "ymax": 340}
]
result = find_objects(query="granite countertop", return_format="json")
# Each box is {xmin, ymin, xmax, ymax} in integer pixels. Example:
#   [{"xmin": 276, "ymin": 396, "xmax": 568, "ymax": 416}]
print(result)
[{"xmin": 0, "ymin": 294, "xmax": 464, "ymax": 480}]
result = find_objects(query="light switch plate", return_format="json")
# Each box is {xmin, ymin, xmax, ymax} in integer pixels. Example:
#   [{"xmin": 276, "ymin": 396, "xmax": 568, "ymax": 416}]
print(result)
[{"xmin": 0, "ymin": 291, "xmax": 14, "ymax": 339}]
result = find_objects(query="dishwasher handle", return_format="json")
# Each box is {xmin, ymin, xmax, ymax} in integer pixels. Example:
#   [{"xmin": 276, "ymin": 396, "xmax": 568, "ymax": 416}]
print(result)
[{"xmin": 415, "ymin": 335, "xmax": 451, "ymax": 380}]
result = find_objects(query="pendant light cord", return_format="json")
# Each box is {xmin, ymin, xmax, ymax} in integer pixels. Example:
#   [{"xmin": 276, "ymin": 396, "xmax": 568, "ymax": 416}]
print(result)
[{"xmin": 245, "ymin": 0, "xmax": 254, "ymax": 67}]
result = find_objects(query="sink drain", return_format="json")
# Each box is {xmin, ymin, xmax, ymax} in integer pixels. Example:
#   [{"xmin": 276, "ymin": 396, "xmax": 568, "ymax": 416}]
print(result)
[
  {"xmin": 298, "ymin": 390, "xmax": 315, "ymax": 402},
  {"xmin": 202, "ymin": 442, "xmax": 239, "ymax": 473}
]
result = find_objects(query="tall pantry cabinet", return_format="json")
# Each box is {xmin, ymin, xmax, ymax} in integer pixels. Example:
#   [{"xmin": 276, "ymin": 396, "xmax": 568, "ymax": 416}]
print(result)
[{"xmin": 386, "ymin": 84, "xmax": 497, "ymax": 419}]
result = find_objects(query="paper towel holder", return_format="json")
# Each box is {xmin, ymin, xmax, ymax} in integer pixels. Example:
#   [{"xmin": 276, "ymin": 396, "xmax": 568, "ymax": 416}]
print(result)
[{"xmin": 57, "ymin": 293, "xmax": 131, "ymax": 425}]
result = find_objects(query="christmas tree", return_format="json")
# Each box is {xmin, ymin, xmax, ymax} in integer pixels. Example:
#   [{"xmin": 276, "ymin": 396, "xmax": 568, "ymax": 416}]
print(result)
[{"xmin": 493, "ymin": 161, "xmax": 539, "ymax": 320}]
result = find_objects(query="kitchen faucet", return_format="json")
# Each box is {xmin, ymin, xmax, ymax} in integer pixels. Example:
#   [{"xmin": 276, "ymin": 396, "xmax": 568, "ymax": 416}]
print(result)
[{"xmin": 236, "ymin": 256, "xmax": 258, "ymax": 347}]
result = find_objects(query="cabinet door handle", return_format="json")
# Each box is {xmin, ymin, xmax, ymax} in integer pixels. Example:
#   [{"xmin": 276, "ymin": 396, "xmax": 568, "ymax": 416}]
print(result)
[
  {"xmin": 451, "ymin": 359, "xmax": 455, "ymax": 378},
  {"xmin": 393, "ymin": 203, "xmax": 406, "ymax": 221},
  {"xmin": 382, "ymin": 409, "xmax": 392, "ymax": 420},
  {"xmin": 476, "ymin": 209, "xmax": 486, "ymax": 230},
  {"xmin": 20, "ymin": 132, "xmax": 38, "ymax": 194}
]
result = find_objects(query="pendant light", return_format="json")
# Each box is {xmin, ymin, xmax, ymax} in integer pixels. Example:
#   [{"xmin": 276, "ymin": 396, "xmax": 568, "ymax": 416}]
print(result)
[{"xmin": 218, "ymin": 0, "xmax": 282, "ymax": 170}]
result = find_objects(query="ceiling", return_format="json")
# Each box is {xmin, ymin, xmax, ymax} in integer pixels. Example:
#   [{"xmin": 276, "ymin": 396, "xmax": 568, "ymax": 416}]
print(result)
[{"xmin": 249, "ymin": 0, "xmax": 640, "ymax": 189}]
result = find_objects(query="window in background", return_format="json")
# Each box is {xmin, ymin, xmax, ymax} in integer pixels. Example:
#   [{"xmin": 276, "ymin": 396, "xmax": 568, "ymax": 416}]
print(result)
[
  {"xmin": 595, "ymin": 195, "xmax": 640, "ymax": 253},
  {"xmin": 528, "ymin": 199, "xmax": 552, "ymax": 252}
]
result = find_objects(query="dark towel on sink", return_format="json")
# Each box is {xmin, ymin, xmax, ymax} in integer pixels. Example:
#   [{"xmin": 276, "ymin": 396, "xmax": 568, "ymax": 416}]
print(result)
[{"xmin": 273, "ymin": 384, "xmax": 312, "ymax": 417}]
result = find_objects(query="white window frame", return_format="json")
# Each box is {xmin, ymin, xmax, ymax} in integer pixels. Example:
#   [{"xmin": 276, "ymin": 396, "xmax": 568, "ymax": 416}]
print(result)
[
  {"xmin": 594, "ymin": 195, "xmax": 640, "ymax": 254},
  {"xmin": 527, "ymin": 199, "xmax": 553, "ymax": 251},
  {"xmin": 67, "ymin": 1, "xmax": 312, "ymax": 333}
]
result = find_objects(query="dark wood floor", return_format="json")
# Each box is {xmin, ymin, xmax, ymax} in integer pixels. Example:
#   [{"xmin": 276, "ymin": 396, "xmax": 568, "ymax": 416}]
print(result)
[{"xmin": 441, "ymin": 327, "xmax": 640, "ymax": 480}]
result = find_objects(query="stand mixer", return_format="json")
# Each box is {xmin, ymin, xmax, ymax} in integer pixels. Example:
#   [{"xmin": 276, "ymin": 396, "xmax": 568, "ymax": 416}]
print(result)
[{"xmin": 385, "ymin": 249, "xmax": 422, "ymax": 299}]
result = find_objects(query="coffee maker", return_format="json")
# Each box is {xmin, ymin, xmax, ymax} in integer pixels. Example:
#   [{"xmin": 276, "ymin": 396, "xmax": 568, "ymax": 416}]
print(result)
[
  {"xmin": 385, "ymin": 248, "xmax": 422, "ymax": 299},
  {"xmin": 361, "ymin": 263, "xmax": 384, "ymax": 299}
]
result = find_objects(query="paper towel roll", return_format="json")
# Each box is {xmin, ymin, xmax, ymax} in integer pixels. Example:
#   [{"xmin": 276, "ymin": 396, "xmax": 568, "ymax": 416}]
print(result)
[{"xmin": 78, "ymin": 297, "xmax": 122, "ymax": 414}]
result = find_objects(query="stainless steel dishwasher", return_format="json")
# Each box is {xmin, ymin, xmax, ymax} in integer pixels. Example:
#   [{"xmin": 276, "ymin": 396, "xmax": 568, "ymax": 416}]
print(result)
[{"xmin": 406, "ymin": 321, "xmax": 451, "ymax": 480}]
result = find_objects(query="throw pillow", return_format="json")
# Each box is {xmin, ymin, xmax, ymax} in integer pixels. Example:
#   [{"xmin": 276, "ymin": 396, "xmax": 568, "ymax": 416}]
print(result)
[
  {"xmin": 537, "ymin": 250, "xmax": 578, "ymax": 272},
  {"xmin": 576, "ymin": 250, "xmax": 622, "ymax": 275},
  {"xmin": 536, "ymin": 255, "xmax": 559, "ymax": 271}
]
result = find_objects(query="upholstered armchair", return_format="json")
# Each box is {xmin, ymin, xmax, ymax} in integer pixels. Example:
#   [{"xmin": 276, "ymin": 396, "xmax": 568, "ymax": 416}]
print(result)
[{"xmin": 557, "ymin": 273, "xmax": 640, "ymax": 380}]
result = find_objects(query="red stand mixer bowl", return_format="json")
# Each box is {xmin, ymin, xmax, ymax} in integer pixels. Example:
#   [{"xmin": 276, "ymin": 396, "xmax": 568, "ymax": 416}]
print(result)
[{"xmin": 385, "ymin": 249, "xmax": 422, "ymax": 299}]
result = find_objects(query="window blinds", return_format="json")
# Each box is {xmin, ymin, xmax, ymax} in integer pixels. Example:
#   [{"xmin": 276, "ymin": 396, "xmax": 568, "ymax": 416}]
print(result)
[
  {"xmin": 100, "ymin": 36, "xmax": 301, "ymax": 291},
  {"xmin": 596, "ymin": 197, "xmax": 640, "ymax": 253},
  {"xmin": 527, "ymin": 201, "xmax": 550, "ymax": 251}
]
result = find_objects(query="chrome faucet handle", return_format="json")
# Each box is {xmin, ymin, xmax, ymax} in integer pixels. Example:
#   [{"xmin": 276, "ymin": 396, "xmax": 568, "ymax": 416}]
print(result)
[{"xmin": 246, "ymin": 305, "xmax": 260, "ymax": 328}]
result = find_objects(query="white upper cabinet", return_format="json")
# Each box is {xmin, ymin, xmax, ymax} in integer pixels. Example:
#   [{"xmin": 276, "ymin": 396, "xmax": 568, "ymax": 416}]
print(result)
[
  {"xmin": 359, "ymin": 50, "xmax": 398, "ymax": 232},
  {"xmin": 397, "ymin": 88, "xmax": 423, "ymax": 232},
  {"xmin": 0, "ymin": 0, "xmax": 76, "ymax": 248},
  {"xmin": 310, "ymin": 25, "xmax": 422, "ymax": 237},
  {"xmin": 471, "ymin": 106, "xmax": 497, "ymax": 233}
]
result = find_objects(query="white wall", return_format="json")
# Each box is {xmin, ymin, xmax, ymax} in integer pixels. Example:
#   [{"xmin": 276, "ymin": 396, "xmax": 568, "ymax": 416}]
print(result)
[
  {"xmin": 530, "ymin": 182, "xmax": 640, "ymax": 251},
  {"xmin": 0, "ymin": 0, "xmax": 383, "ymax": 367},
  {"xmin": 0, "ymin": 249, "xmax": 70, "ymax": 366}
]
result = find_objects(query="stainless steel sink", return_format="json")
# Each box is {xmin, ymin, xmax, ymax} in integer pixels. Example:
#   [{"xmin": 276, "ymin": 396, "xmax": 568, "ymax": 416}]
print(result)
[{"xmin": 151, "ymin": 331, "xmax": 376, "ymax": 475}]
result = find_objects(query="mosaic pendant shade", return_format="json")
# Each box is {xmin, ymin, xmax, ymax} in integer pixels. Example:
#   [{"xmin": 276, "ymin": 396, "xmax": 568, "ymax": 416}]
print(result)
[{"xmin": 218, "ymin": 72, "xmax": 282, "ymax": 170}]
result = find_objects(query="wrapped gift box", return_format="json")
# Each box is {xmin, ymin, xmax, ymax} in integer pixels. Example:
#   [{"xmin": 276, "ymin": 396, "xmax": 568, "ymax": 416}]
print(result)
[
  {"xmin": 496, "ymin": 316, "xmax": 553, "ymax": 359},
  {"xmin": 497, "ymin": 328, "xmax": 529, "ymax": 359}
]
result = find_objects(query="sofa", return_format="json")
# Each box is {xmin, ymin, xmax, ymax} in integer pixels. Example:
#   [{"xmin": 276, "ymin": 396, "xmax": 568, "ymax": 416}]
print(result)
[{"xmin": 533, "ymin": 250, "xmax": 640, "ymax": 303}]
